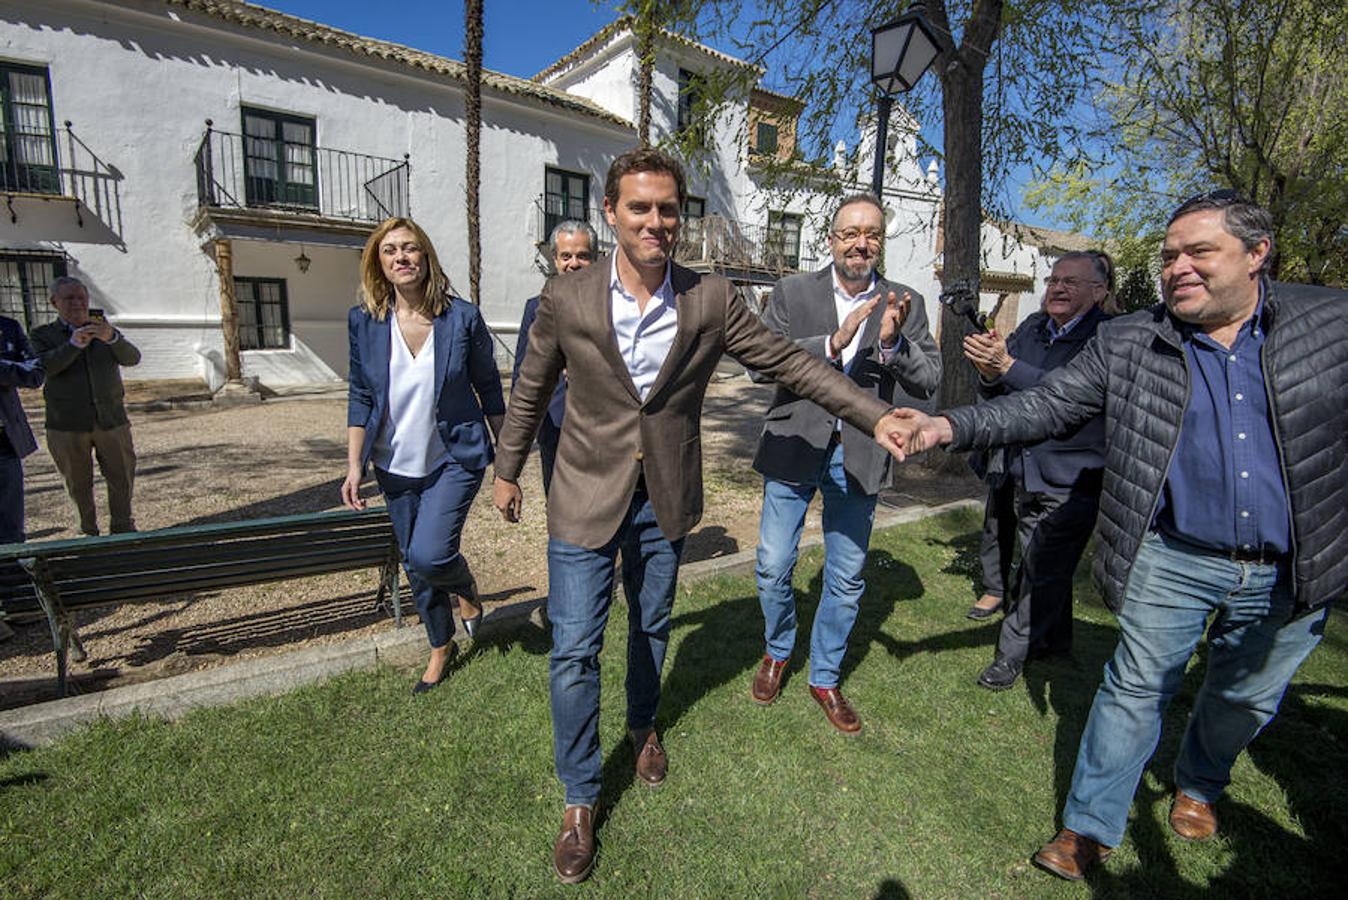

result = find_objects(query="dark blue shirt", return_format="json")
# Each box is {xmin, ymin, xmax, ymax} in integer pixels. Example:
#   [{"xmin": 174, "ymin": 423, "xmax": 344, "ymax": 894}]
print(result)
[{"xmin": 1156, "ymin": 299, "xmax": 1290, "ymax": 554}]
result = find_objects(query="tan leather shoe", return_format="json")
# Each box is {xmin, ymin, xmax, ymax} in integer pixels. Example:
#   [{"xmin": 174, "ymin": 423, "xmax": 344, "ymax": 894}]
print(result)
[
  {"xmin": 631, "ymin": 729, "xmax": 667, "ymax": 787},
  {"xmin": 553, "ymin": 805, "xmax": 595, "ymax": 884},
  {"xmin": 750, "ymin": 655, "xmax": 788, "ymax": 705},
  {"xmin": 1032, "ymin": 828, "xmax": 1111, "ymax": 881},
  {"xmin": 1170, "ymin": 790, "xmax": 1218, "ymax": 841},
  {"xmin": 809, "ymin": 685, "xmax": 861, "ymax": 734}
]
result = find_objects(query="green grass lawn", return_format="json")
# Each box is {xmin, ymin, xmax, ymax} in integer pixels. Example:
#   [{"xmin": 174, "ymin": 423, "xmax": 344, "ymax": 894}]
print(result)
[{"xmin": 2, "ymin": 507, "xmax": 1345, "ymax": 898}]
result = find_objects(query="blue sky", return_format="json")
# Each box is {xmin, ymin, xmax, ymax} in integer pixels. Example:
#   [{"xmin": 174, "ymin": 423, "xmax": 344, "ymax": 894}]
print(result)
[{"xmin": 255, "ymin": 0, "xmax": 636, "ymax": 80}]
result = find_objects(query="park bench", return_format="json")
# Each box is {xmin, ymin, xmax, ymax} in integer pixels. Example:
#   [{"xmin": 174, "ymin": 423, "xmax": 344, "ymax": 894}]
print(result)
[{"xmin": 0, "ymin": 509, "xmax": 405, "ymax": 698}]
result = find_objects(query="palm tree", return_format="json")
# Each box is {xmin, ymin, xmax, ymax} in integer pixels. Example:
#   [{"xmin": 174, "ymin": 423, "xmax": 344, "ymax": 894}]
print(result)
[{"xmin": 464, "ymin": 0, "xmax": 484, "ymax": 304}]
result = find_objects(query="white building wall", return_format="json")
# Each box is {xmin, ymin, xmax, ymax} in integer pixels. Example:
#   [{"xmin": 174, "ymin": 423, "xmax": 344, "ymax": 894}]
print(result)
[{"xmin": 0, "ymin": 0, "xmax": 635, "ymax": 385}]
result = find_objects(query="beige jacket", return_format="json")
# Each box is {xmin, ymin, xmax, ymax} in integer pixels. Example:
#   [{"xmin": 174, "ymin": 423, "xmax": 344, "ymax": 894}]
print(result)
[{"xmin": 496, "ymin": 258, "xmax": 892, "ymax": 548}]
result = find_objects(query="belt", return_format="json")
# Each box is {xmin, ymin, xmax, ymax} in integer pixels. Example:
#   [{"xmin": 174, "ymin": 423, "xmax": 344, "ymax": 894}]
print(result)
[{"xmin": 1228, "ymin": 546, "xmax": 1287, "ymax": 566}]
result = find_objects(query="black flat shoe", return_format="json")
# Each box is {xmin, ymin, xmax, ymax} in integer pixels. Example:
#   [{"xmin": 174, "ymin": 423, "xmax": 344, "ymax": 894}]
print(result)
[
  {"xmin": 977, "ymin": 655, "xmax": 1023, "ymax": 691},
  {"xmin": 462, "ymin": 611, "xmax": 482, "ymax": 640},
  {"xmin": 966, "ymin": 600, "xmax": 1004, "ymax": 620}
]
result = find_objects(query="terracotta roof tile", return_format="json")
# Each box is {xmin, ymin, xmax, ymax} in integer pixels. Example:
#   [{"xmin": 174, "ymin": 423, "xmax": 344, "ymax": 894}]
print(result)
[{"xmin": 534, "ymin": 16, "xmax": 761, "ymax": 83}]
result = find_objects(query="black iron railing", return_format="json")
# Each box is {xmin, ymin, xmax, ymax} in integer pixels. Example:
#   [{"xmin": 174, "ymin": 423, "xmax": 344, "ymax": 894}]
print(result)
[
  {"xmin": 194, "ymin": 121, "xmax": 409, "ymax": 224},
  {"xmin": 0, "ymin": 122, "xmax": 121, "ymax": 231}
]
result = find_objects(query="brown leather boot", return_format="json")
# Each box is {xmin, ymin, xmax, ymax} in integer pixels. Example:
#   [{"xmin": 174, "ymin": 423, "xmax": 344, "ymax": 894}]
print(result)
[
  {"xmin": 1032, "ymin": 829, "xmax": 1111, "ymax": 881},
  {"xmin": 1169, "ymin": 790, "xmax": 1218, "ymax": 841},
  {"xmin": 750, "ymin": 655, "xmax": 788, "ymax": 705},
  {"xmin": 553, "ymin": 804, "xmax": 595, "ymax": 884}
]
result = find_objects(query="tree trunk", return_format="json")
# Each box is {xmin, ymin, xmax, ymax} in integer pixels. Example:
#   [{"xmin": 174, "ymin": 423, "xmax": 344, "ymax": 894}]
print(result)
[
  {"xmin": 937, "ymin": 66, "xmax": 984, "ymax": 416},
  {"xmin": 464, "ymin": 0, "xmax": 484, "ymax": 305},
  {"xmin": 214, "ymin": 239, "xmax": 241, "ymax": 383},
  {"xmin": 637, "ymin": 18, "xmax": 654, "ymax": 147}
]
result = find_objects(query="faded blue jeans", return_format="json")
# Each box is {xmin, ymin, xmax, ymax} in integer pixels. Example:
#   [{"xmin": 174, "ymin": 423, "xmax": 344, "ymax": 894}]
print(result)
[
  {"xmin": 547, "ymin": 486, "xmax": 683, "ymax": 806},
  {"xmin": 1062, "ymin": 530, "xmax": 1327, "ymax": 847},
  {"xmin": 756, "ymin": 439, "xmax": 877, "ymax": 689}
]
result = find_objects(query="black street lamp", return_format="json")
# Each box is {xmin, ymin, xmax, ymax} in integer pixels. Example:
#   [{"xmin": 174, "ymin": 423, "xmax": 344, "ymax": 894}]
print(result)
[{"xmin": 870, "ymin": 2, "xmax": 941, "ymax": 199}]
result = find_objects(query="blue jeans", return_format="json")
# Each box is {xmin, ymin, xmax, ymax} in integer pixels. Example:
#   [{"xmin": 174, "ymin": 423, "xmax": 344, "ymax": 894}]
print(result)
[
  {"xmin": 375, "ymin": 461, "xmax": 483, "ymax": 649},
  {"xmin": 756, "ymin": 439, "xmax": 877, "ymax": 689},
  {"xmin": 548, "ymin": 486, "xmax": 683, "ymax": 806},
  {"xmin": 1062, "ymin": 531, "xmax": 1327, "ymax": 847}
]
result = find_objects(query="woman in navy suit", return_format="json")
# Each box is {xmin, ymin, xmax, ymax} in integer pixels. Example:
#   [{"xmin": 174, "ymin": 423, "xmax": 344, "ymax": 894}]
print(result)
[{"xmin": 341, "ymin": 217, "xmax": 505, "ymax": 694}]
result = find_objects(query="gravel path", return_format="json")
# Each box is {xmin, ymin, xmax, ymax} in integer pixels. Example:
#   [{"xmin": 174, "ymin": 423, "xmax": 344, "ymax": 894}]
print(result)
[{"xmin": 1, "ymin": 375, "xmax": 977, "ymax": 708}]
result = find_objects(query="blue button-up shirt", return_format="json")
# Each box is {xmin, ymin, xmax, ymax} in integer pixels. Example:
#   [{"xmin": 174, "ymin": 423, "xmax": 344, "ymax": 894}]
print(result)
[{"xmin": 1155, "ymin": 298, "xmax": 1290, "ymax": 554}]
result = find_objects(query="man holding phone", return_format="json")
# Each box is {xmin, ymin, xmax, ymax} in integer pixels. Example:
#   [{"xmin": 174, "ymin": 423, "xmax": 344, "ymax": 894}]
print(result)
[{"xmin": 29, "ymin": 276, "xmax": 141, "ymax": 535}]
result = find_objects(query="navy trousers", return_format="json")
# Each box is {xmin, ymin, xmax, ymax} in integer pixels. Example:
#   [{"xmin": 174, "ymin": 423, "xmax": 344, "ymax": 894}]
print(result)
[
  {"xmin": 0, "ymin": 432, "xmax": 22, "ymax": 544},
  {"xmin": 376, "ymin": 460, "xmax": 483, "ymax": 648}
]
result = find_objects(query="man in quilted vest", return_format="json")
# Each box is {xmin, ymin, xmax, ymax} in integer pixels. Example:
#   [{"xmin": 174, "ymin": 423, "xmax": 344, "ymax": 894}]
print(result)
[{"xmin": 888, "ymin": 192, "xmax": 1346, "ymax": 880}]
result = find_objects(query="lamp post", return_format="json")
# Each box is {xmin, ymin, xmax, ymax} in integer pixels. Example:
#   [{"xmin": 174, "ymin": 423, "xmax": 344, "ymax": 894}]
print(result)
[{"xmin": 870, "ymin": 2, "xmax": 941, "ymax": 199}]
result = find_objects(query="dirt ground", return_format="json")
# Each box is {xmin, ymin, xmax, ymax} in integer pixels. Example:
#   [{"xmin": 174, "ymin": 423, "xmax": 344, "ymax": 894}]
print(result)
[{"xmin": 0, "ymin": 375, "xmax": 979, "ymax": 708}]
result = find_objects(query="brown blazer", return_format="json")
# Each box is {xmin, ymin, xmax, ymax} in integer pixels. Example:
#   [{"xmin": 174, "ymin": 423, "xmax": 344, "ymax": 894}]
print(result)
[{"xmin": 496, "ymin": 258, "xmax": 892, "ymax": 548}]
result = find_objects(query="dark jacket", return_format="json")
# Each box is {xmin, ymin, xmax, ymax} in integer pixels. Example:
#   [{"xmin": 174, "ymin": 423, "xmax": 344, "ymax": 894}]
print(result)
[
  {"xmin": 978, "ymin": 305, "xmax": 1109, "ymax": 495},
  {"xmin": 513, "ymin": 295, "xmax": 566, "ymax": 433},
  {"xmin": 347, "ymin": 298, "xmax": 505, "ymax": 474},
  {"xmin": 0, "ymin": 316, "xmax": 43, "ymax": 456},
  {"xmin": 29, "ymin": 320, "xmax": 140, "ymax": 432},
  {"xmin": 945, "ymin": 280, "xmax": 1347, "ymax": 617},
  {"xmin": 752, "ymin": 266, "xmax": 941, "ymax": 494}
]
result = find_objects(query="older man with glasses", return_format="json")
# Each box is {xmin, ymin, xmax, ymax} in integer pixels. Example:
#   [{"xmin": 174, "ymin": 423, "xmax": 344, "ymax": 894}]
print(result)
[
  {"xmin": 886, "ymin": 190, "xmax": 1347, "ymax": 880},
  {"xmin": 960, "ymin": 251, "xmax": 1112, "ymax": 691},
  {"xmin": 748, "ymin": 192, "xmax": 940, "ymax": 733}
]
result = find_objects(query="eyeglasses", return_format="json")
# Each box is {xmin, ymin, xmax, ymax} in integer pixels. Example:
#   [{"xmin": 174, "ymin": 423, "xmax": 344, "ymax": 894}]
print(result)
[
  {"xmin": 832, "ymin": 227, "xmax": 884, "ymax": 245},
  {"xmin": 1045, "ymin": 276, "xmax": 1103, "ymax": 289}
]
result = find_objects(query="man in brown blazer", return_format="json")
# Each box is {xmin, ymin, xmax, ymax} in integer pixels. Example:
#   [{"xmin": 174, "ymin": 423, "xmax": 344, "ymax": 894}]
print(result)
[{"xmin": 493, "ymin": 148, "xmax": 904, "ymax": 884}]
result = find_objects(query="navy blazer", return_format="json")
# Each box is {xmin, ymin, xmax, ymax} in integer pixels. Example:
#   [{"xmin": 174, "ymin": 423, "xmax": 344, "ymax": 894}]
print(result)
[
  {"xmin": 979, "ymin": 304, "xmax": 1109, "ymax": 495},
  {"xmin": 347, "ymin": 298, "xmax": 505, "ymax": 473},
  {"xmin": 512, "ymin": 295, "xmax": 566, "ymax": 430},
  {"xmin": 0, "ymin": 315, "xmax": 43, "ymax": 457}
]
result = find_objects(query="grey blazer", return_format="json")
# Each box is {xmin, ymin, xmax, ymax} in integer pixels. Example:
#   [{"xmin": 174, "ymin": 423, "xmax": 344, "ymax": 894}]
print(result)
[{"xmin": 752, "ymin": 266, "xmax": 941, "ymax": 494}]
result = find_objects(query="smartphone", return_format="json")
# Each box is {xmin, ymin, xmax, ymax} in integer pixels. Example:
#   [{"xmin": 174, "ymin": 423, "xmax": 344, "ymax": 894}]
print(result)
[{"xmin": 87, "ymin": 308, "xmax": 106, "ymax": 323}]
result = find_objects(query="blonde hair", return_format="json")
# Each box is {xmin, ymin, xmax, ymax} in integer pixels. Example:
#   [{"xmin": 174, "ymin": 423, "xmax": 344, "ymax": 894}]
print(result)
[{"xmin": 359, "ymin": 218, "xmax": 453, "ymax": 320}]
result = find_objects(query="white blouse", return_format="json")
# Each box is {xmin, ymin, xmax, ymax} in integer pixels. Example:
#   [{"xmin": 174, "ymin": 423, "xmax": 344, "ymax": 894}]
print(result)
[{"xmin": 370, "ymin": 321, "xmax": 447, "ymax": 477}]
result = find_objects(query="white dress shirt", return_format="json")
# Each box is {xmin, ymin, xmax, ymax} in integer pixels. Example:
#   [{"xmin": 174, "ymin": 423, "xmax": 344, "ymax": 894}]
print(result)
[
  {"xmin": 830, "ymin": 267, "xmax": 880, "ymax": 369},
  {"xmin": 371, "ymin": 321, "xmax": 447, "ymax": 477},
  {"xmin": 610, "ymin": 255, "xmax": 678, "ymax": 402}
]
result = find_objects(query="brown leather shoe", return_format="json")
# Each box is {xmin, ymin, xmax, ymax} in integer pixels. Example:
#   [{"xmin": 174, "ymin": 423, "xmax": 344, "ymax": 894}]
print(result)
[
  {"xmin": 553, "ymin": 805, "xmax": 595, "ymax": 884},
  {"xmin": 809, "ymin": 685, "xmax": 861, "ymax": 734},
  {"xmin": 751, "ymin": 655, "xmax": 789, "ymax": 705},
  {"xmin": 1032, "ymin": 828, "xmax": 1111, "ymax": 881},
  {"xmin": 1170, "ymin": 790, "xmax": 1218, "ymax": 841},
  {"xmin": 632, "ymin": 729, "xmax": 667, "ymax": 787}
]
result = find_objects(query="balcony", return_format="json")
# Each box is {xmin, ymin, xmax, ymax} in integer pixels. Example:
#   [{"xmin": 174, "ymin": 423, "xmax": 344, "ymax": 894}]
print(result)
[
  {"xmin": 0, "ymin": 121, "xmax": 123, "ymax": 245},
  {"xmin": 193, "ymin": 122, "xmax": 409, "ymax": 231},
  {"xmin": 677, "ymin": 214, "xmax": 816, "ymax": 277},
  {"xmin": 530, "ymin": 202, "xmax": 815, "ymax": 279}
]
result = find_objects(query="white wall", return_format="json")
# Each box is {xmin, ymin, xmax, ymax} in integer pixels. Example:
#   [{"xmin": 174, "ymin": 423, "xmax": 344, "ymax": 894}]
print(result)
[{"xmin": 0, "ymin": 0, "xmax": 635, "ymax": 384}]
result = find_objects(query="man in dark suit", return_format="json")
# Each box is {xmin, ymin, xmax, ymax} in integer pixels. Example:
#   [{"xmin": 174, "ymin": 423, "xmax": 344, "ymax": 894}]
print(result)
[
  {"xmin": 1, "ymin": 312, "xmax": 43, "ymax": 641},
  {"xmin": 960, "ymin": 252, "xmax": 1111, "ymax": 690},
  {"xmin": 493, "ymin": 149, "xmax": 909, "ymax": 884},
  {"xmin": 29, "ymin": 277, "xmax": 141, "ymax": 535},
  {"xmin": 512, "ymin": 219, "xmax": 597, "ymax": 494},
  {"xmin": 749, "ymin": 193, "xmax": 940, "ymax": 733}
]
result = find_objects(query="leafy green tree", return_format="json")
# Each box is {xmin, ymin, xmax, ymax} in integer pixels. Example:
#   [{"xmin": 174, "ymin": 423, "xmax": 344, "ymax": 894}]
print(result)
[{"xmin": 1031, "ymin": 0, "xmax": 1348, "ymax": 286}]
